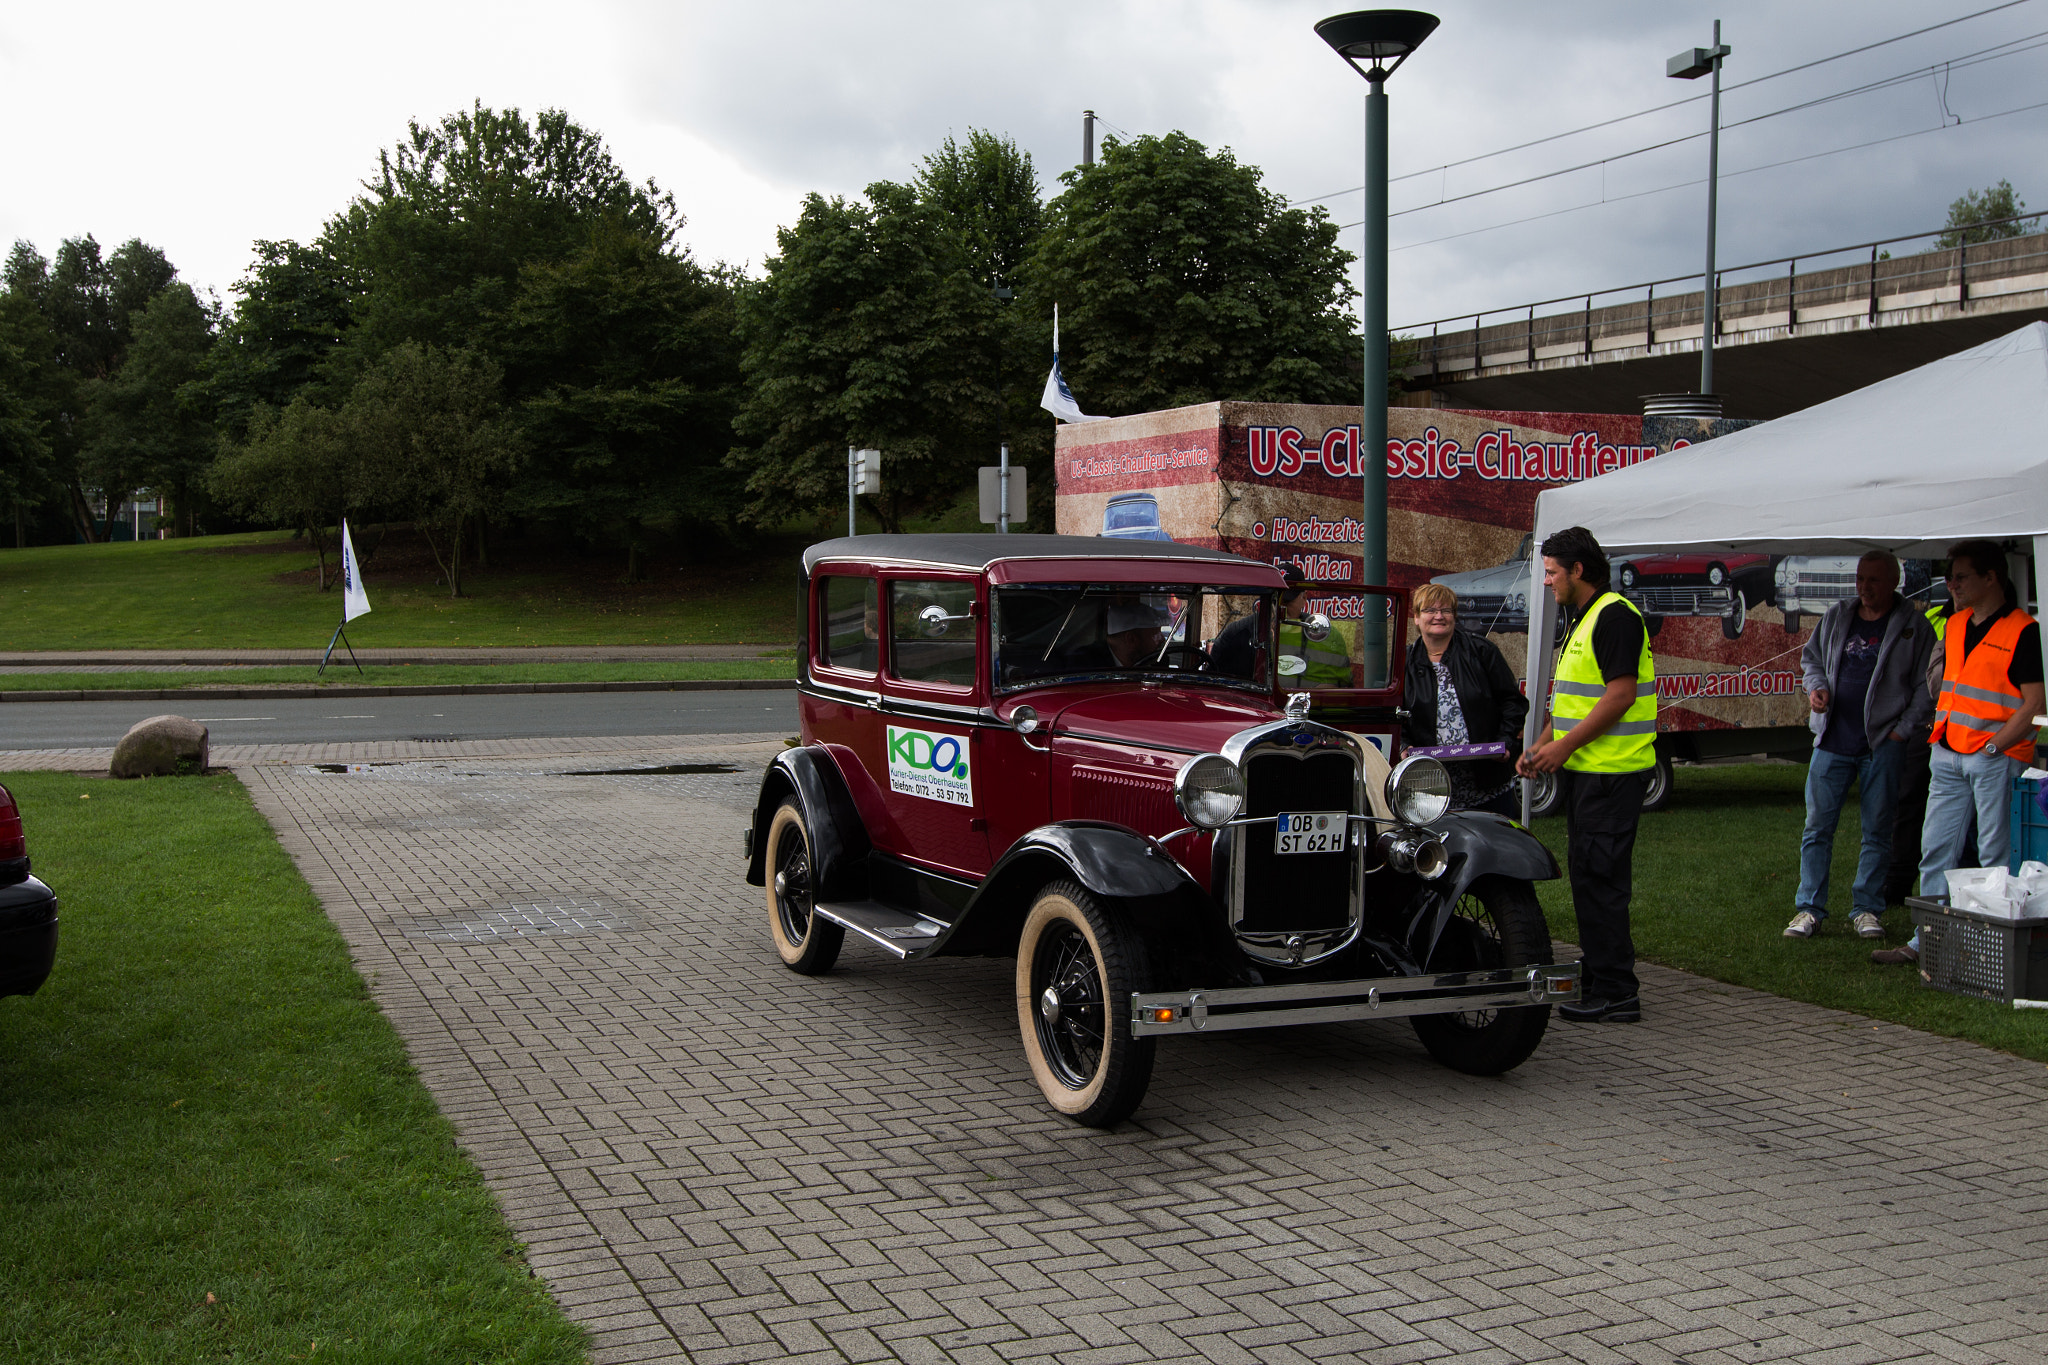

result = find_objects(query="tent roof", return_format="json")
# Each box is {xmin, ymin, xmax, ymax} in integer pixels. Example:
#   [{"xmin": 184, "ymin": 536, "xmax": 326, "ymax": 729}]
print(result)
[{"xmin": 1532, "ymin": 321, "xmax": 2048, "ymax": 559}]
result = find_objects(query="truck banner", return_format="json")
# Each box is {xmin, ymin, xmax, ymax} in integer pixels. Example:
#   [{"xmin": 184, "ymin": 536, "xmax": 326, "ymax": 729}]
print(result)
[{"xmin": 1054, "ymin": 402, "xmax": 1865, "ymax": 757}]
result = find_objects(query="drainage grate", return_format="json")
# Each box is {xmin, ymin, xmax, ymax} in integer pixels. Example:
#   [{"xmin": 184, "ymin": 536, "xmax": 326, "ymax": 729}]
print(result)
[
  {"xmin": 402, "ymin": 897, "xmax": 639, "ymax": 942},
  {"xmin": 410, "ymin": 735, "xmax": 460, "ymax": 743}
]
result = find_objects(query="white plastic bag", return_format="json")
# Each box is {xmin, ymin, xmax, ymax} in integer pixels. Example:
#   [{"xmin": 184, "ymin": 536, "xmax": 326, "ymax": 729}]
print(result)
[
  {"xmin": 2017, "ymin": 861, "xmax": 2048, "ymax": 917},
  {"xmin": 1948, "ymin": 867, "xmax": 2029, "ymax": 919}
]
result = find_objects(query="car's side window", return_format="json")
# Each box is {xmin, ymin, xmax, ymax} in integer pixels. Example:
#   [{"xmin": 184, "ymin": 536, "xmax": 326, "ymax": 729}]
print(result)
[
  {"xmin": 821, "ymin": 575, "xmax": 878, "ymax": 673},
  {"xmin": 889, "ymin": 580, "xmax": 977, "ymax": 688}
]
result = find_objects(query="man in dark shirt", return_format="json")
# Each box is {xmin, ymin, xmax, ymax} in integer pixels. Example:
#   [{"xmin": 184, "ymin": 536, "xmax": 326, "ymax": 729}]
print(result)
[{"xmin": 1784, "ymin": 553, "xmax": 1936, "ymax": 942}]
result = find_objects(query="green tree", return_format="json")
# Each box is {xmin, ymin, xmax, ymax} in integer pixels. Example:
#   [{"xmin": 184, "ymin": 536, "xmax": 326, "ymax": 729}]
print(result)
[
  {"xmin": 343, "ymin": 343, "xmax": 521, "ymax": 597},
  {"xmin": 4, "ymin": 236, "xmax": 182, "ymax": 540},
  {"xmin": 493, "ymin": 225, "xmax": 743, "ymax": 580},
  {"xmin": 83, "ymin": 284, "xmax": 218, "ymax": 537},
  {"xmin": 1938, "ymin": 179, "xmax": 2034, "ymax": 248},
  {"xmin": 209, "ymin": 398, "xmax": 357, "ymax": 588},
  {"xmin": 0, "ymin": 295, "xmax": 64, "ymax": 547},
  {"xmin": 914, "ymin": 130, "xmax": 1043, "ymax": 289},
  {"xmin": 0, "ymin": 319, "xmax": 51, "ymax": 547},
  {"xmin": 325, "ymin": 104, "xmax": 678, "ymax": 361},
  {"xmin": 728, "ymin": 182, "xmax": 1002, "ymax": 531},
  {"xmin": 202, "ymin": 239, "xmax": 354, "ymax": 441},
  {"xmin": 1025, "ymin": 132, "xmax": 1358, "ymax": 414}
]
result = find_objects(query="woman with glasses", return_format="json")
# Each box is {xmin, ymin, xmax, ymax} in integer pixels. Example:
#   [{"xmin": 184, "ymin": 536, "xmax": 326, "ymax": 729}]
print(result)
[{"xmin": 1402, "ymin": 583, "xmax": 1530, "ymax": 817}]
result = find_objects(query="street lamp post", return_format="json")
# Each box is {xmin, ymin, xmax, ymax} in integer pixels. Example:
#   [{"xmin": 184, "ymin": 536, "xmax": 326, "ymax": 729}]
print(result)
[
  {"xmin": 1316, "ymin": 9, "xmax": 1439, "ymax": 681},
  {"xmin": 1668, "ymin": 22, "xmax": 1731, "ymax": 403}
]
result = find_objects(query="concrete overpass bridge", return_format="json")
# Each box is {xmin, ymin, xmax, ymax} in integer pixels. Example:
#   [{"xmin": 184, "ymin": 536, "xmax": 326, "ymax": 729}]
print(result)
[{"xmin": 1395, "ymin": 213, "xmax": 2048, "ymax": 419}]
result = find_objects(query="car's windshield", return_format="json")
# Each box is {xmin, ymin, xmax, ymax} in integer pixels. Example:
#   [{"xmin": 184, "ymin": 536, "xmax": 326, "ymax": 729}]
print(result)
[{"xmin": 992, "ymin": 583, "xmax": 1275, "ymax": 692}]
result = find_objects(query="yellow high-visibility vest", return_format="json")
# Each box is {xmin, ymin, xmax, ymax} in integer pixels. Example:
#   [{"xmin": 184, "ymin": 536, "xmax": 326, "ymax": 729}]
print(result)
[
  {"xmin": 1553, "ymin": 591, "xmax": 1657, "ymax": 773},
  {"xmin": 1279, "ymin": 618, "xmax": 1354, "ymax": 687}
]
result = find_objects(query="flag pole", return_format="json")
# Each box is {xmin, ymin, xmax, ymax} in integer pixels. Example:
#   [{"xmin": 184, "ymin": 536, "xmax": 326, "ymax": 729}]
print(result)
[
  {"xmin": 318, "ymin": 616, "xmax": 362, "ymax": 675},
  {"xmin": 319, "ymin": 519, "xmax": 370, "ymax": 674}
]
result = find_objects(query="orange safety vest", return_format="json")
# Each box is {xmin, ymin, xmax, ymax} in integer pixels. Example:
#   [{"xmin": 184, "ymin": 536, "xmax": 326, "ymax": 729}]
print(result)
[{"xmin": 1930, "ymin": 608, "xmax": 2038, "ymax": 764}]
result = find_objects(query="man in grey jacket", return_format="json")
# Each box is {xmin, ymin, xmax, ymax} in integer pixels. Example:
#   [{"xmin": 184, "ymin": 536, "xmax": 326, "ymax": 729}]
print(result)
[{"xmin": 1784, "ymin": 551, "xmax": 1938, "ymax": 940}]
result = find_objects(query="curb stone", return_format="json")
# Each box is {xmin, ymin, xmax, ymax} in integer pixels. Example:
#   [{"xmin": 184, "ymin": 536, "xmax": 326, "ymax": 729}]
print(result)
[{"xmin": 0, "ymin": 678, "xmax": 798, "ymax": 704}]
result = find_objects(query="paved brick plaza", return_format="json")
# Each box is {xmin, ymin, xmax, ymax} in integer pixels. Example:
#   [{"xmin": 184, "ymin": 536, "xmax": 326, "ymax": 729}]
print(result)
[{"xmin": 23, "ymin": 734, "xmax": 2044, "ymax": 1364}]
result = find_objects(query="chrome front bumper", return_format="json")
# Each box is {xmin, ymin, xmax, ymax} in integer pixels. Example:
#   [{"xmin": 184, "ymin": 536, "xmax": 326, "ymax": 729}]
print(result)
[{"xmin": 1128, "ymin": 962, "xmax": 1581, "ymax": 1036}]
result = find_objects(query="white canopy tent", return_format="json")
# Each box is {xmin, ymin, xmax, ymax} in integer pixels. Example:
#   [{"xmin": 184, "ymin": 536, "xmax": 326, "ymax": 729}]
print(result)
[{"xmin": 1520, "ymin": 320, "xmax": 2048, "ymax": 804}]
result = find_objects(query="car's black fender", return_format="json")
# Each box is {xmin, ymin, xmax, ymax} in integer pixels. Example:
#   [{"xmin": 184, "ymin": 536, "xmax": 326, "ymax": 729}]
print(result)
[
  {"xmin": 1404, "ymin": 810, "xmax": 1560, "ymax": 966},
  {"xmin": 744, "ymin": 746, "xmax": 871, "ymax": 901},
  {"xmin": 0, "ymin": 874, "xmax": 58, "ymax": 999},
  {"xmin": 936, "ymin": 822, "xmax": 1259, "ymax": 989}
]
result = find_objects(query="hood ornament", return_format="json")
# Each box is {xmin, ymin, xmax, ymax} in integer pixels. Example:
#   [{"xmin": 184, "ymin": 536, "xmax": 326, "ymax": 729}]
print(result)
[{"xmin": 1285, "ymin": 691, "xmax": 1312, "ymax": 720}]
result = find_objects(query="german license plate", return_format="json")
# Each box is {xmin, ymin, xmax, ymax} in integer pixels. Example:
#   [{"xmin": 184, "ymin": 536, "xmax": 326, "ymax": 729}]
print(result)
[{"xmin": 1274, "ymin": 811, "xmax": 1347, "ymax": 854}]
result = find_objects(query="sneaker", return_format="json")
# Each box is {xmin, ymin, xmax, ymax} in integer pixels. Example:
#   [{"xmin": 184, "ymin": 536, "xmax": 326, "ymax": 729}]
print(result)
[
  {"xmin": 1851, "ymin": 912, "xmax": 1885, "ymax": 939},
  {"xmin": 1560, "ymin": 996, "xmax": 1642, "ymax": 1023},
  {"xmin": 1783, "ymin": 911, "xmax": 1820, "ymax": 938},
  {"xmin": 1870, "ymin": 945, "xmax": 1919, "ymax": 965}
]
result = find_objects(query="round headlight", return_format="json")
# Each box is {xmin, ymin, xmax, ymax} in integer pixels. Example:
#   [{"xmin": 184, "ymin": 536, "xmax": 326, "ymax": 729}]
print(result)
[
  {"xmin": 1174, "ymin": 754, "xmax": 1245, "ymax": 830},
  {"xmin": 1386, "ymin": 756, "xmax": 1452, "ymax": 826}
]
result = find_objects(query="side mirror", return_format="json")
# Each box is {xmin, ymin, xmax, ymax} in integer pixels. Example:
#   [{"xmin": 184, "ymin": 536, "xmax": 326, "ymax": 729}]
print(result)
[
  {"xmin": 1301, "ymin": 612, "xmax": 1332, "ymax": 643},
  {"xmin": 918, "ymin": 604, "xmax": 951, "ymax": 638}
]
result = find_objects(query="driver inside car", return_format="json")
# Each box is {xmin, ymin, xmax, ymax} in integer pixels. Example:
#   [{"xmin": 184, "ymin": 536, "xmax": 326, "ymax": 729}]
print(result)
[{"xmin": 1104, "ymin": 599, "xmax": 1168, "ymax": 667}]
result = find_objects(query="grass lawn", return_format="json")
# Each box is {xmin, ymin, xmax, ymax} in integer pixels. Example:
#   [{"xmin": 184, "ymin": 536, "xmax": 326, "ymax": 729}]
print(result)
[
  {"xmin": 0, "ymin": 659, "xmax": 796, "ymax": 693},
  {"xmin": 0, "ymin": 772, "xmax": 586, "ymax": 1364},
  {"xmin": 1530, "ymin": 762, "xmax": 2048, "ymax": 1065},
  {"xmin": 0, "ymin": 529, "xmax": 801, "ymax": 649}
]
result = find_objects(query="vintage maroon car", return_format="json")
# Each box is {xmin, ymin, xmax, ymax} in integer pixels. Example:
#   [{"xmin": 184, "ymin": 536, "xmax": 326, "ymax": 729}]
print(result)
[
  {"xmin": 744, "ymin": 535, "xmax": 1578, "ymax": 1126},
  {"xmin": 1616, "ymin": 551, "xmax": 1774, "ymax": 640}
]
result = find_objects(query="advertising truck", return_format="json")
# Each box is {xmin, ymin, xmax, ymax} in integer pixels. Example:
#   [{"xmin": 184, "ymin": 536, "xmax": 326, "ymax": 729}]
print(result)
[{"xmin": 1053, "ymin": 402, "xmax": 1937, "ymax": 815}]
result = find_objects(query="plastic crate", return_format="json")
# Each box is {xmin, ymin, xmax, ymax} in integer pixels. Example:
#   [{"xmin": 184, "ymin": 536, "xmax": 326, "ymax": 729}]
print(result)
[
  {"xmin": 1905, "ymin": 896, "xmax": 2048, "ymax": 1003},
  {"xmin": 2011, "ymin": 775, "xmax": 2048, "ymax": 873}
]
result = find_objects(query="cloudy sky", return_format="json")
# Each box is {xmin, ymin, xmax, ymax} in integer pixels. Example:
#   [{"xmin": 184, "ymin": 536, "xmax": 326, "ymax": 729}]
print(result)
[{"xmin": 4, "ymin": 0, "xmax": 2043, "ymax": 331}]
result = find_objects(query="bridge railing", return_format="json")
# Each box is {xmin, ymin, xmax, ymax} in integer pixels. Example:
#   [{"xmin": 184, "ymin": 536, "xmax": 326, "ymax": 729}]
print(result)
[{"xmin": 1398, "ymin": 212, "xmax": 2048, "ymax": 387}]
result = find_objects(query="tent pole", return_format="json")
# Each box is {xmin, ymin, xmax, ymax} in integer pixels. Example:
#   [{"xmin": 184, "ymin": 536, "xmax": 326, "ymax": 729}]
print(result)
[
  {"xmin": 2033, "ymin": 536, "xmax": 2048, "ymax": 725},
  {"xmin": 1521, "ymin": 518, "xmax": 1559, "ymax": 823}
]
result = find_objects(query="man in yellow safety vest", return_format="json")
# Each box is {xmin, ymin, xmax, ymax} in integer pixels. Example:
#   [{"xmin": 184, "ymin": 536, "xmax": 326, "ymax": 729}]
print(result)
[
  {"xmin": 1275, "ymin": 565, "xmax": 1355, "ymax": 688},
  {"xmin": 1517, "ymin": 526, "xmax": 1656, "ymax": 1023}
]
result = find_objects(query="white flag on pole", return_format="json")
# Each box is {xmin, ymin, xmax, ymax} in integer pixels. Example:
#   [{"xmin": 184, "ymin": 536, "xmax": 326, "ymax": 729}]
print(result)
[
  {"xmin": 340, "ymin": 520, "xmax": 372, "ymax": 622},
  {"xmin": 1040, "ymin": 304, "xmax": 1107, "ymax": 424}
]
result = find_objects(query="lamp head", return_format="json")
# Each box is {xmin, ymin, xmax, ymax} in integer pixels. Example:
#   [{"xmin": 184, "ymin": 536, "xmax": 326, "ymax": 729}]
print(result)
[{"xmin": 1316, "ymin": 10, "xmax": 1440, "ymax": 80}]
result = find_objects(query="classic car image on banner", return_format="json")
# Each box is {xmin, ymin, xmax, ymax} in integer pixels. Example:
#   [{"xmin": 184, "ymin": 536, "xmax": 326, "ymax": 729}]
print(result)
[{"xmin": 1052, "ymin": 402, "xmax": 1944, "ymax": 796}]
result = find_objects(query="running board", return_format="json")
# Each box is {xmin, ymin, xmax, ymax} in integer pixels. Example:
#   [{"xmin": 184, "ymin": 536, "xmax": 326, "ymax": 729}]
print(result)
[
  {"xmin": 812, "ymin": 900, "xmax": 951, "ymax": 960},
  {"xmin": 1129, "ymin": 962, "xmax": 1581, "ymax": 1035}
]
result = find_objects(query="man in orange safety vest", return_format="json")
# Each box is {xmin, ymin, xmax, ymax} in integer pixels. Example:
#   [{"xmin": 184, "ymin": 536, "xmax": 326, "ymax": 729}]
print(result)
[{"xmin": 1874, "ymin": 539, "xmax": 2046, "ymax": 965}]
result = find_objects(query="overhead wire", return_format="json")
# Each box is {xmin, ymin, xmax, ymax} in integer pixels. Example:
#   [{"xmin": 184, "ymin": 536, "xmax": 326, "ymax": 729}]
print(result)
[
  {"xmin": 1358, "ymin": 94, "xmax": 2048, "ymax": 254},
  {"xmin": 1288, "ymin": 0, "xmax": 2041, "ymax": 207},
  {"xmin": 1360, "ymin": 31, "xmax": 2048, "ymax": 223}
]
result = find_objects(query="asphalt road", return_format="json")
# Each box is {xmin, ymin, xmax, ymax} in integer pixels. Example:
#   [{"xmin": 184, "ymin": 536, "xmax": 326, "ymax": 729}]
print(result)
[{"xmin": 0, "ymin": 690, "xmax": 800, "ymax": 749}]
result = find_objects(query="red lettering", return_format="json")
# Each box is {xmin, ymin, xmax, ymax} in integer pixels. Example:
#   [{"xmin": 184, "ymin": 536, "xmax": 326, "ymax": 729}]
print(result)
[
  {"xmin": 1597, "ymin": 443, "xmax": 1619, "ymax": 474},
  {"xmin": 1277, "ymin": 426, "xmax": 1304, "ymax": 477},
  {"xmin": 1319, "ymin": 426, "xmax": 1353, "ymax": 476},
  {"xmin": 1476, "ymin": 432, "xmax": 1501, "ymax": 479},
  {"xmin": 1544, "ymin": 443, "xmax": 1569, "ymax": 481},
  {"xmin": 1385, "ymin": 438, "xmax": 1404, "ymax": 479},
  {"xmin": 1440, "ymin": 437, "xmax": 1463, "ymax": 476},
  {"xmin": 1403, "ymin": 439, "xmax": 1427, "ymax": 477}
]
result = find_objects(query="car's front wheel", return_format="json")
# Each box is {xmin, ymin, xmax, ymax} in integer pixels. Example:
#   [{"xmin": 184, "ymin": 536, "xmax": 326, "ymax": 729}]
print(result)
[
  {"xmin": 1016, "ymin": 882, "xmax": 1154, "ymax": 1128},
  {"xmin": 1411, "ymin": 876, "xmax": 1552, "ymax": 1076},
  {"xmin": 764, "ymin": 798, "xmax": 844, "ymax": 975}
]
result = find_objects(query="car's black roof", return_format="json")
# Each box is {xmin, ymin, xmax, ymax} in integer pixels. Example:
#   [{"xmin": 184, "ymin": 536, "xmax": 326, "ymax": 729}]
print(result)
[{"xmin": 802, "ymin": 534, "xmax": 1271, "ymax": 575}]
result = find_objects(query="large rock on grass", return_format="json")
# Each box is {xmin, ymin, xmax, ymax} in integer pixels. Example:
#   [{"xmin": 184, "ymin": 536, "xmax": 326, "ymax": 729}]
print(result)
[{"xmin": 111, "ymin": 715, "xmax": 210, "ymax": 779}]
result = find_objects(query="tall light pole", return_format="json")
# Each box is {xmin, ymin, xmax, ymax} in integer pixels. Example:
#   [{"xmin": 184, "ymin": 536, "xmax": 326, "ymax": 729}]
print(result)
[
  {"xmin": 1317, "ymin": 9, "xmax": 1438, "ymax": 681},
  {"xmin": 1668, "ymin": 22, "xmax": 1730, "ymax": 403}
]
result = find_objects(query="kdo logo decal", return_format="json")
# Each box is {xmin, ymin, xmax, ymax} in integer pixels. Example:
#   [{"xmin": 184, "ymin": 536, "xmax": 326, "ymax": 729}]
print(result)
[{"xmin": 886, "ymin": 725, "xmax": 974, "ymax": 806}]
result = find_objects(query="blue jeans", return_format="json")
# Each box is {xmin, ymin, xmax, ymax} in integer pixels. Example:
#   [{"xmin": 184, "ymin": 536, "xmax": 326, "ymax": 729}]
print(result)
[
  {"xmin": 1917, "ymin": 743, "xmax": 2023, "ymax": 899},
  {"xmin": 1796, "ymin": 741, "xmax": 1906, "ymax": 921}
]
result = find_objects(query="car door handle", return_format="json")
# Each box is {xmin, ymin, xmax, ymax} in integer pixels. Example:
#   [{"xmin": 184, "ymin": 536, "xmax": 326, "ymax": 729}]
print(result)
[{"xmin": 865, "ymin": 696, "xmax": 882, "ymax": 711}]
